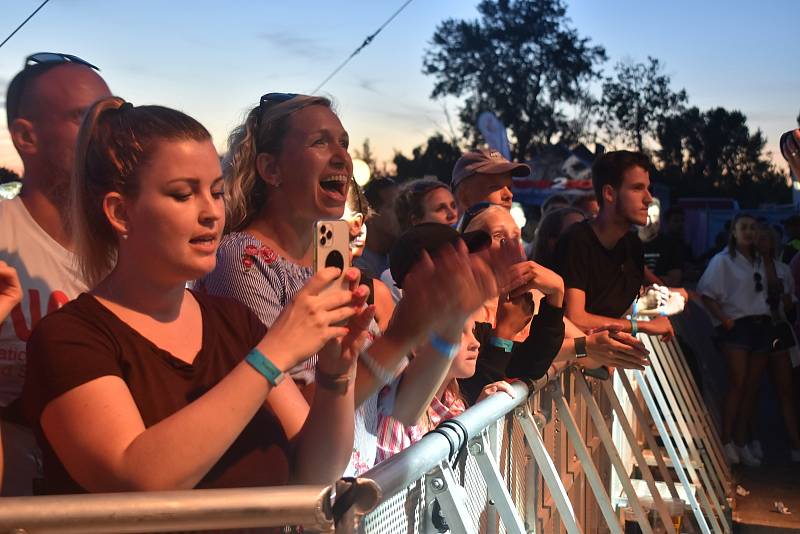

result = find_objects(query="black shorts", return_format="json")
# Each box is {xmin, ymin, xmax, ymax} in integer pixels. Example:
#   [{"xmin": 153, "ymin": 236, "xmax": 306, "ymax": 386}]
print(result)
[{"xmin": 716, "ymin": 315, "xmax": 773, "ymax": 354}]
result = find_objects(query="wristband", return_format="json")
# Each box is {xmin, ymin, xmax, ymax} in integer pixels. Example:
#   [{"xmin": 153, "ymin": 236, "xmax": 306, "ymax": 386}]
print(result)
[
  {"xmin": 627, "ymin": 316, "xmax": 638, "ymax": 336},
  {"xmin": 489, "ymin": 336, "xmax": 514, "ymax": 353},
  {"xmin": 315, "ymin": 369, "xmax": 353, "ymax": 395},
  {"xmin": 245, "ymin": 347, "xmax": 285, "ymax": 387},
  {"xmin": 574, "ymin": 336, "xmax": 588, "ymax": 359},
  {"xmin": 430, "ymin": 333, "xmax": 460, "ymax": 359},
  {"xmin": 359, "ymin": 349, "xmax": 398, "ymax": 386}
]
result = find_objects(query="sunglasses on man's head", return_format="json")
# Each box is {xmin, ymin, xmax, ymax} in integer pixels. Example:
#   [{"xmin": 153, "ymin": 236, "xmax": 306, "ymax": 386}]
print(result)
[
  {"xmin": 25, "ymin": 52, "xmax": 99, "ymax": 71},
  {"xmin": 754, "ymin": 272, "xmax": 763, "ymax": 292}
]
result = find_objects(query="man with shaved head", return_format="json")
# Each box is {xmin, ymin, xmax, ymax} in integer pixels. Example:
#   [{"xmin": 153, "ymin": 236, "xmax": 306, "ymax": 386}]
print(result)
[{"xmin": 1, "ymin": 53, "xmax": 111, "ymax": 495}]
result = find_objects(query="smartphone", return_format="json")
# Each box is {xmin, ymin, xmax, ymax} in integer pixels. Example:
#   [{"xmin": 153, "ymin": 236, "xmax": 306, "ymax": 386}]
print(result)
[{"xmin": 313, "ymin": 219, "xmax": 351, "ymax": 294}]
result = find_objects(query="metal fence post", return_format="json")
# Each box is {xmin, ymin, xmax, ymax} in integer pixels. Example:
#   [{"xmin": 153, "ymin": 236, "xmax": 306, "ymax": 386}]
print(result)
[
  {"xmin": 550, "ymin": 380, "xmax": 624, "ymax": 534},
  {"xmin": 425, "ymin": 462, "xmax": 475, "ymax": 534},
  {"xmin": 514, "ymin": 403, "xmax": 582, "ymax": 534},
  {"xmin": 632, "ymin": 369, "xmax": 717, "ymax": 534},
  {"xmin": 469, "ymin": 432, "xmax": 526, "ymax": 534}
]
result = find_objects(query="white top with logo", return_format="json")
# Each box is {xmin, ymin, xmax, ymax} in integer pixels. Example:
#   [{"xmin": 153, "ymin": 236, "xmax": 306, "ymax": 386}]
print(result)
[{"xmin": 0, "ymin": 196, "xmax": 86, "ymax": 406}]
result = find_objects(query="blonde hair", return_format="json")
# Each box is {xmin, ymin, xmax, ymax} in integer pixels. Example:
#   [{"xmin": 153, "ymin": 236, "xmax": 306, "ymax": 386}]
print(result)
[
  {"xmin": 72, "ymin": 97, "xmax": 211, "ymax": 287},
  {"xmin": 224, "ymin": 95, "xmax": 332, "ymax": 232}
]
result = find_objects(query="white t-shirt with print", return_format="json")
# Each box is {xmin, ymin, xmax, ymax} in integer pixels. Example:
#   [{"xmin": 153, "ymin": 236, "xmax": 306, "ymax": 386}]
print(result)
[{"xmin": 0, "ymin": 197, "xmax": 86, "ymax": 406}]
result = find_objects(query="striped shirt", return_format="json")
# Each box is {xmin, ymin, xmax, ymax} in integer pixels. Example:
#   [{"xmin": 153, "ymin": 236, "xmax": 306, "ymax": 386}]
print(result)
[
  {"xmin": 375, "ymin": 386, "xmax": 466, "ymax": 464},
  {"xmin": 196, "ymin": 232, "xmax": 317, "ymax": 383}
]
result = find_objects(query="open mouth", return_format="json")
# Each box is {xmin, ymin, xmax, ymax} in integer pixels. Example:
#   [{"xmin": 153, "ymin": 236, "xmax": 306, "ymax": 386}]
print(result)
[
  {"xmin": 320, "ymin": 175, "xmax": 349, "ymax": 200},
  {"xmin": 189, "ymin": 235, "xmax": 217, "ymax": 250}
]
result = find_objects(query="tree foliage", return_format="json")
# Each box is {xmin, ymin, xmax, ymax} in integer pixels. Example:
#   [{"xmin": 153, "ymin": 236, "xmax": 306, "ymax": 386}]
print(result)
[
  {"xmin": 393, "ymin": 133, "xmax": 462, "ymax": 184},
  {"xmin": 656, "ymin": 106, "xmax": 789, "ymax": 207},
  {"xmin": 422, "ymin": 0, "xmax": 606, "ymax": 160},
  {"xmin": 600, "ymin": 57, "xmax": 687, "ymax": 152}
]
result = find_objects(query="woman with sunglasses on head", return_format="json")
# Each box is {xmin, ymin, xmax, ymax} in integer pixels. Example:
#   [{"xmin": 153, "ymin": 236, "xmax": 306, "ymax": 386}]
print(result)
[
  {"xmin": 738, "ymin": 224, "xmax": 800, "ymax": 463},
  {"xmin": 198, "ymin": 93, "xmax": 500, "ymax": 476},
  {"xmin": 458, "ymin": 203, "xmax": 650, "ymax": 403},
  {"xmin": 698, "ymin": 213, "xmax": 773, "ymax": 467},
  {"xmin": 21, "ymin": 98, "xmax": 371, "ymax": 495}
]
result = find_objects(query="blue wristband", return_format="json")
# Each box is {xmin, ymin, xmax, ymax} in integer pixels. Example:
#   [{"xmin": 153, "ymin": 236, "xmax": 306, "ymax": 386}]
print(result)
[
  {"xmin": 430, "ymin": 333, "xmax": 460, "ymax": 359},
  {"xmin": 245, "ymin": 348, "xmax": 285, "ymax": 387},
  {"xmin": 627, "ymin": 316, "xmax": 638, "ymax": 336},
  {"xmin": 489, "ymin": 336, "xmax": 514, "ymax": 353}
]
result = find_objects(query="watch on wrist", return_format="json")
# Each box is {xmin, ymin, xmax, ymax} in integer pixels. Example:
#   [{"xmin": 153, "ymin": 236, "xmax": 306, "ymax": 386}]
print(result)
[{"xmin": 574, "ymin": 336, "xmax": 588, "ymax": 359}]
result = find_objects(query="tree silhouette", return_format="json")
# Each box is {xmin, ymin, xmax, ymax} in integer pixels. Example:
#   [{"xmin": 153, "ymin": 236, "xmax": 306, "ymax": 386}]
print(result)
[
  {"xmin": 422, "ymin": 0, "xmax": 605, "ymax": 161},
  {"xmin": 599, "ymin": 57, "xmax": 687, "ymax": 152},
  {"xmin": 657, "ymin": 106, "xmax": 789, "ymax": 207},
  {"xmin": 393, "ymin": 133, "xmax": 463, "ymax": 184}
]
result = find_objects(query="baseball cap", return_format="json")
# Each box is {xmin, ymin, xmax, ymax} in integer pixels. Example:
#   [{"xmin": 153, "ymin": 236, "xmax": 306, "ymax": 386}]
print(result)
[
  {"xmin": 451, "ymin": 148, "xmax": 530, "ymax": 191},
  {"xmin": 389, "ymin": 223, "xmax": 491, "ymax": 288}
]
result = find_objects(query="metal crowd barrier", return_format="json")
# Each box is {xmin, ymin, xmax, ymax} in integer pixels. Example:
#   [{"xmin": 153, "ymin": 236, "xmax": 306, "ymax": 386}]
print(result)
[
  {"xmin": 354, "ymin": 331, "xmax": 735, "ymax": 533},
  {"xmin": 0, "ymin": 329, "xmax": 734, "ymax": 533}
]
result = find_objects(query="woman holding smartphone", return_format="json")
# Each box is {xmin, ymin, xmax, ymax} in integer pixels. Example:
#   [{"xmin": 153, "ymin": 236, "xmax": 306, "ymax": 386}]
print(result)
[
  {"xmin": 199, "ymin": 93, "xmax": 500, "ymax": 475},
  {"xmin": 22, "ymin": 98, "xmax": 370, "ymax": 494}
]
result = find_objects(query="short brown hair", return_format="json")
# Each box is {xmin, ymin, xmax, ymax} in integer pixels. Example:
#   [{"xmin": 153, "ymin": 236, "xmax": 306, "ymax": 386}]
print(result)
[
  {"xmin": 591, "ymin": 150, "xmax": 654, "ymax": 207},
  {"xmin": 72, "ymin": 97, "xmax": 211, "ymax": 287}
]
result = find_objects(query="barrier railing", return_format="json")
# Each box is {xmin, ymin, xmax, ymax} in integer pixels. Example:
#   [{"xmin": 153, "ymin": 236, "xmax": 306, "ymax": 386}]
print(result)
[
  {"xmin": 354, "ymin": 331, "xmax": 735, "ymax": 533},
  {"xmin": 0, "ymin": 329, "xmax": 734, "ymax": 533}
]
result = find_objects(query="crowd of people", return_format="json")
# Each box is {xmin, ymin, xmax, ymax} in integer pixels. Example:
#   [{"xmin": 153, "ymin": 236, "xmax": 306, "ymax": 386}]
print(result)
[{"xmin": 0, "ymin": 51, "xmax": 796, "ymax": 505}]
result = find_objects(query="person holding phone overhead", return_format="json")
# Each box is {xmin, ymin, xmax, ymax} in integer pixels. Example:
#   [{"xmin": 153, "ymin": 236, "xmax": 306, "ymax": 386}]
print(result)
[{"xmin": 199, "ymin": 93, "xmax": 501, "ymax": 476}]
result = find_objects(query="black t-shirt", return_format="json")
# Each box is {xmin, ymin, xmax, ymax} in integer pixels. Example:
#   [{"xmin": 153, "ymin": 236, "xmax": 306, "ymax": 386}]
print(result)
[
  {"xmin": 643, "ymin": 234, "xmax": 682, "ymax": 276},
  {"xmin": 553, "ymin": 220, "xmax": 644, "ymax": 319},
  {"xmin": 23, "ymin": 291, "xmax": 290, "ymax": 495}
]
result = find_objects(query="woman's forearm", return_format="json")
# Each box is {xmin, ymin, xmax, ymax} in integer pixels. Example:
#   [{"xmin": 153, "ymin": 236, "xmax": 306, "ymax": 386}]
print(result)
[{"xmin": 291, "ymin": 380, "xmax": 356, "ymax": 483}]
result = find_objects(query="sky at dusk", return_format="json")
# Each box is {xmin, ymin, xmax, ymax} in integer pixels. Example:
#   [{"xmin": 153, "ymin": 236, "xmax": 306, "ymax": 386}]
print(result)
[{"xmin": 1, "ymin": 0, "xmax": 798, "ymax": 175}]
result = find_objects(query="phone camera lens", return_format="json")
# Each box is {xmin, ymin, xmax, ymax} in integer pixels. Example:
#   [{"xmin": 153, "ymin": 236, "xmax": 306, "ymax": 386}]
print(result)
[
  {"xmin": 320, "ymin": 225, "xmax": 327, "ymax": 234},
  {"xmin": 320, "ymin": 237, "xmax": 327, "ymax": 246},
  {"xmin": 326, "ymin": 231, "xmax": 333, "ymax": 239}
]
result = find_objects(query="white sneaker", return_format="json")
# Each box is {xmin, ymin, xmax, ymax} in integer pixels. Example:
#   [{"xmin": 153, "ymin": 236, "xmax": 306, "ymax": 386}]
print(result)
[
  {"xmin": 738, "ymin": 444, "xmax": 762, "ymax": 467},
  {"xmin": 724, "ymin": 442, "xmax": 740, "ymax": 464},
  {"xmin": 750, "ymin": 440, "xmax": 764, "ymax": 460},
  {"xmin": 791, "ymin": 449, "xmax": 800, "ymax": 462}
]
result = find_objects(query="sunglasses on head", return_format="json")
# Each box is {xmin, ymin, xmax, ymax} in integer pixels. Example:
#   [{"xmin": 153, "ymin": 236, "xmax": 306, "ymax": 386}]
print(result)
[
  {"xmin": 259, "ymin": 92, "xmax": 298, "ymax": 110},
  {"xmin": 458, "ymin": 201, "xmax": 493, "ymax": 233},
  {"xmin": 754, "ymin": 272, "xmax": 763, "ymax": 293},
  {"xmin": 8, "ymin": 53, "xmax": 100, "ymax": 123},
  {"xmin": 25, "ymin": 52, "xmax": 99, "ymax": 71}
]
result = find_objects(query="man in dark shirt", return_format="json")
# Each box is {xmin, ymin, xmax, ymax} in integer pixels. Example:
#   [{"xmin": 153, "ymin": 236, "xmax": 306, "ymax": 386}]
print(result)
[{"xmin": 554, "ymin": 151, "xmax": 674, "ymax": 338}]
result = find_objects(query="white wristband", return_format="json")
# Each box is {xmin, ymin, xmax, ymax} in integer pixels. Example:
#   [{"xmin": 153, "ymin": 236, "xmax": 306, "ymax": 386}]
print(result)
[{"xmin": 359, "ymin": 349, "xmax": 398, "ymax": 386}]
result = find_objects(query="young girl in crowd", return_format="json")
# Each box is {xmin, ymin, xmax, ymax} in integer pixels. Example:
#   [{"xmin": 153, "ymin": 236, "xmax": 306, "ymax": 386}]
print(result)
[
  {"xmin": 198, "ymin": 93, "xmax": 501, "ymax": 476},
  {"xmin": 376, "ymin": 315, "xmax": 514, "ymax": 462},
  {"xmin": 0, "ymin": 261, "xmax": 22, "ymax": 493},
  {"xmin": 698, "ymin": 213, "xmax": 773, "ymax": 466},
  {"xmin": 21, "ymin": 98, "xmax": 372, "ymax": 494}
]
